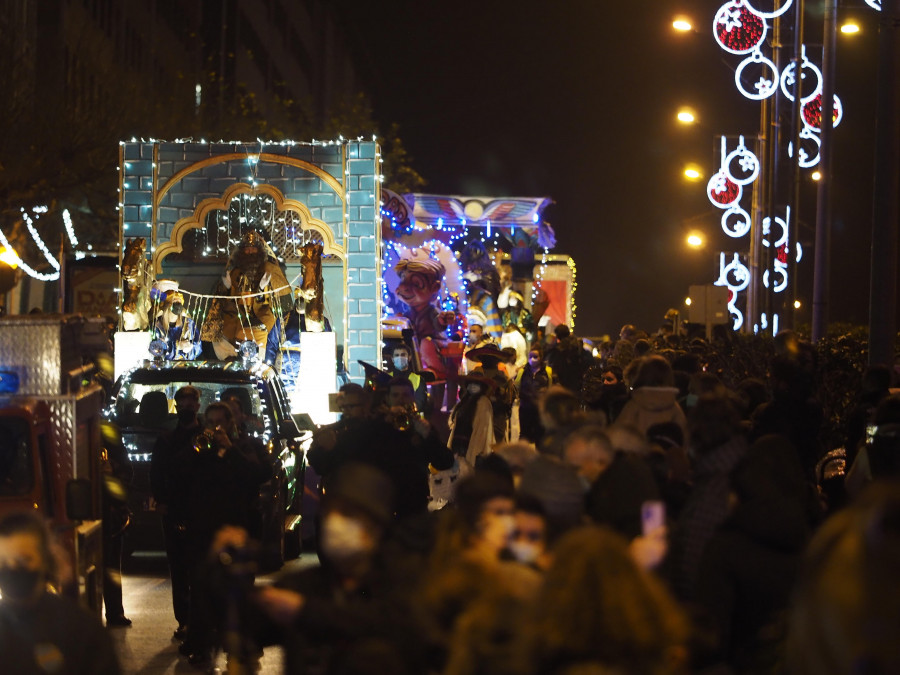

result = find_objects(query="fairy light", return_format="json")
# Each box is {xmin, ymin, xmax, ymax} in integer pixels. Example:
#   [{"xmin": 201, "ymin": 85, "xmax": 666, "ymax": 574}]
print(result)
[{"xmin": 62, "ymin": 209, "xmax": 79, "ymax": 247}]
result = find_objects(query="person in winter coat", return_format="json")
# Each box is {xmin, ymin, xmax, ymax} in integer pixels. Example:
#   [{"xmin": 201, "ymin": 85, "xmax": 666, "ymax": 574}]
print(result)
[
  {"xmin": 615, "ymin": 355, "xmax": 688, "ymax": 442},
  {"xmin": 696, "ymin": 434, "xmax": 821, "ymax": 673},
  {"xmin": 666, "ymin": 393, "xmax": 748, "ymax": 603}
]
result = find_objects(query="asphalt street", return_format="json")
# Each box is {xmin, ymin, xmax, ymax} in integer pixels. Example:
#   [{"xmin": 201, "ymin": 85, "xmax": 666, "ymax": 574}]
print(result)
[{"xmin": 112, "ymin": 552, "xmax": 317, "ymax": 674}]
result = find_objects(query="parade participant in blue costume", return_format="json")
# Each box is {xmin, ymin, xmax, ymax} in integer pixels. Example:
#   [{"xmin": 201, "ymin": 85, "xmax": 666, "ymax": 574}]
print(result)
[{"xmin": 153, "ymin": 290, "xmax": 201, "ymax": 360}]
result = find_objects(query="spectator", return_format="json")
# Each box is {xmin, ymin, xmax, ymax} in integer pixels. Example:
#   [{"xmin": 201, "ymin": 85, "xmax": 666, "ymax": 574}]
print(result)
[
  {"xmin": 545, "ymin": 324, "xmax": 591, "ymax": 395},
  {"xmin": 249, "ymin": 462, "xmax": 426, "ymax": 674},
  {"xmin": 786, "ymin": 482, "xmax": 900, "ymax": 675},
  {"xmin": 582, "ymin": 363, "xmax": 630, "ymax": 424},
  {"xmin": 563, "ymin": 425, "xmax": 660, "ymax": 540},
  {"xmin": 696, "ymin": 434, "xmax": 819, "ymax": 672},
  {"xmin": 667, "ymin": 394, "xmax": 748, "ymax": 602},
  {"xmin": 0, "ymin": 512, "xmax": 120, "ymax": 675},
  {"xmin": 516, "ymin": 346, "xmax": 556, "ymax": 443},
  {"xmin": 615, "ymin": 354, "xmax": 688, "ymax": 442},
  {"xmin": 522, "ymin": 526, "xmax": 689, "ymax": 675},
  {"xmin": 537, "ymin": 385, "xmax": 585, "ymax": 459}
]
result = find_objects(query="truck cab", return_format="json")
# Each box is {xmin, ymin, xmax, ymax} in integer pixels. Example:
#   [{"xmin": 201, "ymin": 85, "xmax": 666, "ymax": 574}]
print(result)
[{"xmin": 0, "ymin": 315, "xmax": 106, "ymax": 615}]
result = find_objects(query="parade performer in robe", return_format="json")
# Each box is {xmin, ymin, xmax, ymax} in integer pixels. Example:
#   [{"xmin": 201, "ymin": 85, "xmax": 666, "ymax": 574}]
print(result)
[
  {"xmin": 153, "ymin": 290, "xmax": 201, "ymax": 360},
  {"xmin": 200, "ymin": 230, "xmax": 292, "ymax": 359}
]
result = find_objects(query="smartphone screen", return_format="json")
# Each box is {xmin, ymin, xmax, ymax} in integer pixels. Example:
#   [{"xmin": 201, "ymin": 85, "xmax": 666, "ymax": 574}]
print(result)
[{"xmin": 641, "ymin": 500, "xmax": 666, "ymax": 536}]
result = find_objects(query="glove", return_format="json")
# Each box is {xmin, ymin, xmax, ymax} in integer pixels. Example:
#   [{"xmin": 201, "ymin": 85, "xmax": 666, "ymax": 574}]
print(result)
[
  {"xmin": 221, "ymin": 272, "xmax": 232, "ymax": 290},
  {"xmin": 259, "ymin": 271, "xmax": 272, "ymax": 290}
]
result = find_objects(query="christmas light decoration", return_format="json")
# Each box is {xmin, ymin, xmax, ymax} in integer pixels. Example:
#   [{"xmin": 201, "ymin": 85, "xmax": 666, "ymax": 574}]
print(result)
[
  {"xmin": 734, "ymin": 50, "xmax": 780, "ymax": 100},
  {"xmin": 743, "ymin": 0, "xmax": 794, "ymax": 19},
  {"xmin": 865, "ymin": 0, "xmax": 881, "ymax": 10},
  {"xmin": 714, "ymin": 2, "xmax": 767, "ymax": 55}
]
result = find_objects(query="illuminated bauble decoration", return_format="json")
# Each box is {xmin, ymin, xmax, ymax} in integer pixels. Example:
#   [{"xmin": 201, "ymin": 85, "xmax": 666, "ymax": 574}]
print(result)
[
  {"xmin": 723, "ymin": 135, "xmax": 761, "ymax": 185},
  {"xmin": 763, "ymin": 263, "xmax": 788, "ymax": 293},
  {"xmin": 742, "ymin": 0, "xmax": 794, "ymax": 19},
  {"xmin": 802, "ymin": 93, "xmax": 844, "ymax": 130},
  {"xmin": 787, "ymin": 127, "xmax": 822, "ymax": 168},
  {"xmin": 779, "ymin": 46, "xmax": 822, "ymax": 103},
  {"xmin": 734, "ymin": 49, "xmax": 779, "ymax": 100},
  {"xmin": 722, "ymin": 206, "xmax": 752, "ymax": 238},
  {"xmin": 708, "ymin": 169, "xmax": 743, "ymax": 208},
  {"xmin": 714, "ymin": 2, "xmax": 767, "ymax": 55}
]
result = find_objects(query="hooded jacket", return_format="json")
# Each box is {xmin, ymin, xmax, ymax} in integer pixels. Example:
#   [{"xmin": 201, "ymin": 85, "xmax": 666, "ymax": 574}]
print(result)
[{"xmin": 615, "ymin": 386, "xmax": 688, "ymax": 441}]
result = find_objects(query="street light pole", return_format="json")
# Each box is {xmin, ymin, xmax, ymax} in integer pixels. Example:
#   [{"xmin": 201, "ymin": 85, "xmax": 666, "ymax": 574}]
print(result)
[
  {"xmin": 812, "ymin": 0, "xmax": 837, "ymax": 342},
  {"xmin": 787, "ymin": 0, "xmax": 805, "ymax": 331},
  {"xmin": 868, "ymin": 0, "xmax": 900, "ymax": 366}
]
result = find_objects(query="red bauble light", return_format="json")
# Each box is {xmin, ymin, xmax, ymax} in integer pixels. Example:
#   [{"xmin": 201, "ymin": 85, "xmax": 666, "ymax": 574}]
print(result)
[
  {"xmin": 715, "ymin": 3, "xmax": 766, "ymax": 54},
  {"xmin": 802, "ymin": 94, "xmax": 840, "ymax": 130},
  {"xmin": 709, "ymin": 176, "xmax": 741, "ymax": 206}
]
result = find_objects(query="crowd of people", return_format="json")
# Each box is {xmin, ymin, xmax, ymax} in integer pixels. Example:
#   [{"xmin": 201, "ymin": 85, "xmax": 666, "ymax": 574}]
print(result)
[{"xmin": 2, "ymin": 319, "xmax": 900, "ymax": 674}]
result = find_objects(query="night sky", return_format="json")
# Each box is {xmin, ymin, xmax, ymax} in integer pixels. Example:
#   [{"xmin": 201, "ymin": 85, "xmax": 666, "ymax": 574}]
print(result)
[{"xmin": 335, "ymin": 0, "xmax": 881, "ymax": 338}]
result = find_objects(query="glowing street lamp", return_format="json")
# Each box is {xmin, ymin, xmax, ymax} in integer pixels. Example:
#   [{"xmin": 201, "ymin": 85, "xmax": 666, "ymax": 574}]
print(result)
[
  {"xmin": 683, "ymin": 164, "xmax": 703, "ymax": 181},
  {"xmin": 672, "ymin": 17, "xmax": 693, "ymax": 32},
  {"xmin": 686, "ymin": 232, "xmax": 705, "ymax": 249},
  {"xmin": 676, "ymin": 107, "xmax": 697, "ymax": 125},
  {"xmin": 840, "ymin": 21, "xmax": 861, "ymax": 34}
]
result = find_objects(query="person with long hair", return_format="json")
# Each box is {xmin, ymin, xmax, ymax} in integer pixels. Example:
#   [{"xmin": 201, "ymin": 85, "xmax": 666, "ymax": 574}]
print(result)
[{"xmin": 523, "ymin": 525, "xmax": 689, "ymax": 675}]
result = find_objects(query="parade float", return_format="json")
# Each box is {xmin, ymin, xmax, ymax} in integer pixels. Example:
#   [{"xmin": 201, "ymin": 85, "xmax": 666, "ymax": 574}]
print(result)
[
  {"xmin": 379, "ymin": 190, "xmax": 575, "ymax": 359},
  {"xmin": 113, "ymin": 138, "xmax": 575, "ymax": 422},
  {"xmin": 115, "ymin": 138, "xmax": 383, "ymax": 424}
]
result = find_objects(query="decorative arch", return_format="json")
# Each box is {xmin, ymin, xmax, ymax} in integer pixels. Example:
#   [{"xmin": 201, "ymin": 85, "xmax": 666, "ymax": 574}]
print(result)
[{"xmin": 153, "ymin": 182, "xmax": 346, "ymax": 273}]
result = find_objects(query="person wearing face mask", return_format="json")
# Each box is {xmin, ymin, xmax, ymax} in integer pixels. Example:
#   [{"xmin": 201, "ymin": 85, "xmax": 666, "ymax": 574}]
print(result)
[
  {"xmin": 150, "ymin": 385, "xmax": 202, "ymax": 642},
  {"xmin": 448, "ymin": 373, "xmax": 496, "ymax": 470},
  {"xmin": 0, "ymin": 512, "xmax": 121, "ymax": 675},
  {"xmin": 179, "ymin": 402, "xmax": 273, "ymax": 666},
  {"xmin": 249, "ymin": 462, "xmax": 427, "ymax": 674},
  {"xmin": 509, "ymin": 494, "xmax": 552, "ymax": 572},
  {"xmin": 153, "ymin": 290, "xmax": 201, "ymax": 360},
  {"xmin": 516, "ymin": 347, "xmax": 556, "ymax": 443},
  {"xmin": 420, "ymin": 471, "xmax": 540, "ymax": 672},
  {"xmin": 386, "ymin": 343, "xmax": 429, "ymax": 414}
]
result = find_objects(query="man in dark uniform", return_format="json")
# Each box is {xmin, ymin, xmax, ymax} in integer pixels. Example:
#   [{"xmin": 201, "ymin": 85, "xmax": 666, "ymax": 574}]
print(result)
[
  {"xmin": 179, "ymin": 402, "xmax": 273, "ymax": 666},
  {"xmin": 150, "ymin": 385, "xmax": 201, "ymax": 641}
]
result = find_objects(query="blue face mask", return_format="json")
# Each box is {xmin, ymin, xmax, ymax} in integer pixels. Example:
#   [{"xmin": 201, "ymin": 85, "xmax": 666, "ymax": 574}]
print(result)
[{"xmin": 393, "ymin": 356, "xmax": 409, "ymax": 371}]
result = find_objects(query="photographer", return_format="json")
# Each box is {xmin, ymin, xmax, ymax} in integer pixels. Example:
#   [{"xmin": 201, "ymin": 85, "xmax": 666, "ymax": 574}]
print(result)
[{"xmin": 180, "ymin": 402, "xmax": 273, "ymax": 667}]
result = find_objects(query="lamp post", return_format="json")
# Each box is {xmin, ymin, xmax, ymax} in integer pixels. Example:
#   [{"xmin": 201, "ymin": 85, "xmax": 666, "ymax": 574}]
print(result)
[
  {"xmin": 868, "ymin": 0, "xmax": 900, "ymax": 365},
  {"xmin": 812, "ymin": 0, "xmax": 837, "ymax": 342}
]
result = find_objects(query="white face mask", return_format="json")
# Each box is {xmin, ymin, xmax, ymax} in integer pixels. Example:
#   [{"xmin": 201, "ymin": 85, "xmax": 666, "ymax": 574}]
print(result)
[
  {"xmin": 393, "ymin": 355, "xmax": 409, "ymax": 370},
  {"xmin": 467, "ymin": 383, "xmax": 482, "ymax": 396},
  {"xmin": 509, "ymin": 541, "xmax": 541, "ymax": 565},
  {"xmin": 320, "ymin": 512, "xmax": 372, "ymax": 561}
]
